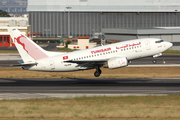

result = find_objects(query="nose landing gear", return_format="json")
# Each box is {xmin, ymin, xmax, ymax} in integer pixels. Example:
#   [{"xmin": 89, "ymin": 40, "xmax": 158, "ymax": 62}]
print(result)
[
  {"xmin": 94, "ymin": 67, "xmax": 102, "ymax": 77},
  {"xmin": 152, "ymin": 59, "xmax": 157, "ymax": 64},
  {"xmin": 152, "ymin": 53, "xmax": 162, "ymax": 64}
]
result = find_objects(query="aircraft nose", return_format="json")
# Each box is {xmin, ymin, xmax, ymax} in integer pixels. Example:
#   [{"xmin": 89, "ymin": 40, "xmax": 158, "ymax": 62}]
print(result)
[{"xmin": 168, "ymin": 42, "xmax": 173, "ymax": 48}]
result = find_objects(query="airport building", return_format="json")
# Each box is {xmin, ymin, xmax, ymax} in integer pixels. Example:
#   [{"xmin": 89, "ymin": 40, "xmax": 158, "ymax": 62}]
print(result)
[
  {"xmin": 102, "ymin": 27, "xmax": 180, "ymax": 50},
  {"xmin": 27, "ymin": 0, "xmax": 180, "ymax": 49},
  {"xmin": 0, "ymin": 17, "xmax": 29, "ymax": 47}
]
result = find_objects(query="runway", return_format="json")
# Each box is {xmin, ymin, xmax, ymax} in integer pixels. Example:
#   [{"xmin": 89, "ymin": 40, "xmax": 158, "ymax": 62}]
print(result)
[
  {"xmin": 130, "ymin": 55, "xmax": 180, "ymax": 64},
  {"xmin": 0, "ymin": 54, "xmax": 180, "ymax": 99},
  {"xmin": 0, "ymin": 55, "xmax": 180, "ymax": 67},
  {"xmin": 0, "ymin": 78, "xmax": 180, "ymax": 99}
]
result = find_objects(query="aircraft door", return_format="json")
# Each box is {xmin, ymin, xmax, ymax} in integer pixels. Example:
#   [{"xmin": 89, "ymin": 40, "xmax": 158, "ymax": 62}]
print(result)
[
  {"xmin": 146, "ymin": 41, "xmax": 151, "ymax": 50},
  {"xmin": 49, "ymin": 60, "xmax": 55, "ymax": 71}
]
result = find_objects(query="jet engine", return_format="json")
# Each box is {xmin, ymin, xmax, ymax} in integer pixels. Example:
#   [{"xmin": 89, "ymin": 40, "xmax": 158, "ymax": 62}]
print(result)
[{"xmin": 108, "ymin": 57, "xmax": 128, "ymax": 69}]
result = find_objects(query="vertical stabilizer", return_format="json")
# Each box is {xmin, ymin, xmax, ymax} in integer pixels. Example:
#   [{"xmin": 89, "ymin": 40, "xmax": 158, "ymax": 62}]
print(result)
[{"xmin": 8, "ymin": 28, "xmax": 48, "ymax": 62}]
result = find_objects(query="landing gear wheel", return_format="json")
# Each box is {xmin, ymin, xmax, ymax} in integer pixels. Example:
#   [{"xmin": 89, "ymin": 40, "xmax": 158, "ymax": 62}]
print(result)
[
  {"xmin": 152, "ymin": 59, "xmax": 157, "ymax": 64},
  {"xmin": 99, "ymin": 69, "xmax": 102, "ymax": 74},
  {"xmin": 94, "ymin": 70, "xmax": 100, "ymax": 77},
  {"xmin": 94, "ymin": 68, "xmax": 102, "ymax": 77}
]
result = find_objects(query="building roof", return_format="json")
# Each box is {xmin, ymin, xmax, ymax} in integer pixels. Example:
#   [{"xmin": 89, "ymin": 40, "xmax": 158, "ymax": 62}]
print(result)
[
  {"xmin": 28, "ymin": 0, "xmax": 180, "ymax": 12},
  {"xmin": 102, "ymin": 27, "xmax": 180, "ymax": 35},
  {"xmin": 0, "ymin": 17, "xmax": 28, "ymax": 21},
  {"xmin": 0, "ymin": 27, "xmax": 27, "ymax": 30}
]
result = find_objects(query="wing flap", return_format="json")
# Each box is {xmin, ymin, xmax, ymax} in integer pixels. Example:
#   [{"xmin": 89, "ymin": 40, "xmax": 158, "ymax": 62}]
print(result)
[
  {"xmin": 64, "ymin": 60, "xmax": 107, "ymax": 70},
  {"xmin": 64, "ymin": 59, "xmax": 107, "ymax": 64},
  {"xmin": 64, "ymin": 60, "xmax": 107, "ymax": 69}
]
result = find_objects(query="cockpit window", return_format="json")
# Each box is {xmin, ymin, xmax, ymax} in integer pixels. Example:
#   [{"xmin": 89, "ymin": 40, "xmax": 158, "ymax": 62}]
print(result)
[{"xmin": 155, "ymin": 40, "xmax": 164, "ymax": 43}]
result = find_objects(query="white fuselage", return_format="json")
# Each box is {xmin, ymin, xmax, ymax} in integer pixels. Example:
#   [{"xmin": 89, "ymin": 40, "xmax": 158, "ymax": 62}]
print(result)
[{"xmin": 23, "ymin": 38, "xmax": 172, "ymax": 72}]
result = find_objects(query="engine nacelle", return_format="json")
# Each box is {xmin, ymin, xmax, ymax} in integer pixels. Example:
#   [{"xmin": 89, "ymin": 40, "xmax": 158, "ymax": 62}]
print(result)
[{"xmin": 108, "ymin": 57, "xmax": 128, "ymax": 69}]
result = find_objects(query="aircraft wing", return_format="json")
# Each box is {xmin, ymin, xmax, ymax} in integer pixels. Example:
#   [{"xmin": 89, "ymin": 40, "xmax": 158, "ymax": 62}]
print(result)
[
  {"xmin": 64, "ymin": 60, "xmax": 107, "ymax": 68},
  {"xmin": 64, "ymin": 59, "xmax": 107, "ymax": 64}
]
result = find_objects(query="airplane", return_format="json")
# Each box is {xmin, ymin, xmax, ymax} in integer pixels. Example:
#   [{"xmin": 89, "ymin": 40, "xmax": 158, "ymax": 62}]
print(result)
[{"xmin": 8, "ymin": 28, "xmax": 173, "ymax": 77}]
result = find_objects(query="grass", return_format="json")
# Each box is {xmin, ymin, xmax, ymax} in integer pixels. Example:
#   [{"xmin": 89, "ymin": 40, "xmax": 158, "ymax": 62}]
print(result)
[
  {"xmin": 0, "ymin": 67, "xmax": 180, "ymax": 78},
  {"xmin": 0, "ymin": 95, "xmax": 180, "ymax": 119},
  {"xmin": 58, "ymin": 48, "xmax": 79, "ymax": 52},
  {"xmin": 163, "ymin": 50, "xmax": 180, "ymax": 55},
  {"xmin": 0, "ymin": 50, "xmax": 18, "ymax": 53},
  {"xmin": 0, "ymin": 119, "xmax": 175, "ymax": 120}
]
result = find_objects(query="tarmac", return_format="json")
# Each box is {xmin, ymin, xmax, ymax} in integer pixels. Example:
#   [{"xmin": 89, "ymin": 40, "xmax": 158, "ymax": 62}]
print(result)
[{"xmin": 0, "ymin": 78, "xmax": 180, "ymax": 99}]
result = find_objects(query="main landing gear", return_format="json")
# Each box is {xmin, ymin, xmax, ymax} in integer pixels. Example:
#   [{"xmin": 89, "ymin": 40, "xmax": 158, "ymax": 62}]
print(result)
[{"xmin": 94, "ymin": 67, "xmax": 102, "ymax": 77}]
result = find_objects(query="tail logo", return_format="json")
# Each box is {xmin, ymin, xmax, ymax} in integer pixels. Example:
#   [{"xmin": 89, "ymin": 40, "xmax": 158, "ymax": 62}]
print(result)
[
  {"xmin": 14, "ymin": 34, "xmax": 27, "ymax": 53},
  {"xmin": 14, "ymin": 34, "xmax": 48, "ymax": 60}
]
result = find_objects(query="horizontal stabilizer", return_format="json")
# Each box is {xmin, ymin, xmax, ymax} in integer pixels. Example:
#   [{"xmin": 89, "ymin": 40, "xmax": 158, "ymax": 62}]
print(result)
[{"xmin": 10, "ymin": 61, "xmax": 38, "ymax": 67}]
